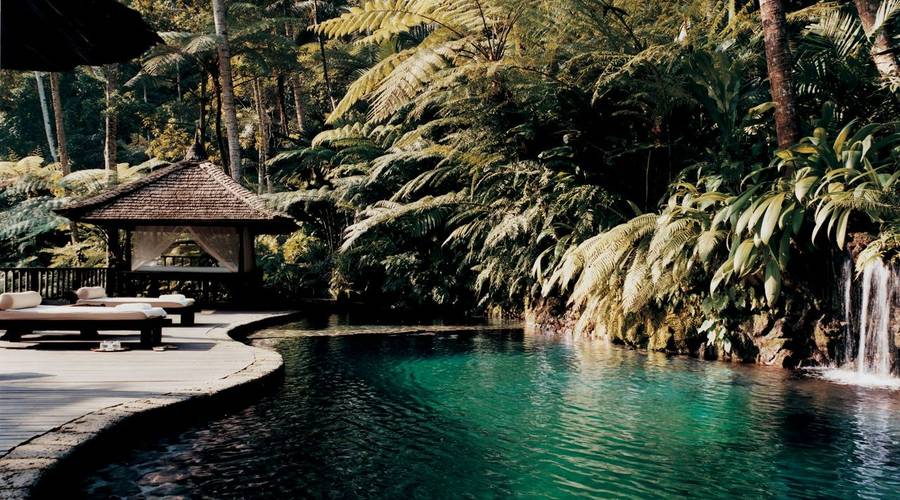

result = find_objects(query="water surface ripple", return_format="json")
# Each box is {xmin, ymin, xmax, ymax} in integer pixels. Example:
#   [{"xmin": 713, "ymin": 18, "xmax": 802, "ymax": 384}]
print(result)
[{"xmin": 80, "ymin": 319, "xmax": 900, "ymax": 498}]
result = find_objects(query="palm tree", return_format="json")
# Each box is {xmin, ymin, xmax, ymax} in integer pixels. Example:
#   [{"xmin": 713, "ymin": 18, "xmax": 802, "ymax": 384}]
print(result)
[
  {"xmin": 137, "ymin": 32, "xmax": 223, "ymax": 161},
  {"xmin": 253, "ymin": 77, "xmax": 271, "ymax": 194},
  {"xmin": 48, "ymin": 72, "xmax": 70, "ymax": 174},
  {"xmin": 33, "ymin": 72, "xmax": 58, "ymax": 164},
  {"xmin": 211, "ymin": 0, "xmax": 242, "ymax": 180},
  {"xmin": 279, "ymin": 0, "xmax": 345, "ymax": 131},
  {"xmin": 759, "ymin": 0, "xmax": 800, "ymax": 150},
  {"xmin": 311, "ymin": 0, "xmax": 337, "ymax": 111},
  {"xmin": 290, "ymin": 73, "xmax": 306, "ymax": 134},
  {"xmin": 853, "ymin": 0, "xmax": 900, "ymax": 80},
  {"xmin": 104, "ymin": 64, "xmax": 119, "ymax": 187},
  {"xmin": 316, "ymin": 0, "xmax": 522, "ymax": 124}
]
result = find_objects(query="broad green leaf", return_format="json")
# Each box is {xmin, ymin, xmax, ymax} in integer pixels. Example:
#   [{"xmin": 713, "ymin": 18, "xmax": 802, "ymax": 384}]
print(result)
[
  {"xmin": 735, "ymin": 199, "xmax": 757, "ymax": 235},
  {"xmin": 794, "ymin": 176, "xmax": 818, "ymax": 202},
  {"xmin": 845, "ymin": 149, "xmax": 862, "ymax": 170},
  {"xmin": 760, "ymin": 193, "xmax": 785, "ymax": 244},
  {"xmin": 747, "ymin": 198, "xmax": 771, "ymax": 232},
  {"xmin": 733, "ymin": 239, "xmax": 755, "ymax": 274},
  {"xmin": 791, "ymin": 207, "xmax": 804, "ymax": 234},
  {"xmin": 764, "ymin": 258, "xmax": 782, "ymax": 306},
  {"xmin": 778, "ymin": 230, "xmax": 792, "ymax": 266},
  {"xmin": 710, "ymin": 260, "xmax": 733, "ymax": 294},
  {"xmin": 849, "ymin": 123, "xmax": 881, "ymax": 144},
  {"xmin": 778, "ymin": 203, "xmax": 795, "ymax": 229},
  {"xmin": 812, "ymin": 201, "xmax": 835, "ymax": 242},
  {"xmin": 832, "ymin": 120, "xmax": 857, "ymax": 154},
  {"xmin": 835, "ymin": 209, "xmax": 850, "ymax": 249},
  {"xmin": 793, "ymin": 144, "xmax": 818, "ymax": 154}
]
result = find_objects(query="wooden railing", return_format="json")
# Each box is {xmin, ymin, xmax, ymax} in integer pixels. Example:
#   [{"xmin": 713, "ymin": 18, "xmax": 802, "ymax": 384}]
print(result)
[
  {"xmin": 0, "ymin": 266, "xmax": 254, "ymax": 306},
  {"xmin": 122, "ymin": 272, "xmax": 242, "ymax": 306},
  {"xmin": 157, "ymin": 255, "xmax": 218, "ymax": 267},
  {"xmin": 0, "ymin": 267, "xmax": 108, "ymax": 301}
]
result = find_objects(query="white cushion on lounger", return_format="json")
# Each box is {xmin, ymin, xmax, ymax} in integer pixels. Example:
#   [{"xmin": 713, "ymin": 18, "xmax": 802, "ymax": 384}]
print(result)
[
  {"xmin": 0, "ymin": 291, "xmax": 42, "ymax": 310},
  {"xmin": 158, "ymin": 294, "xmax": 186, "ymax": 301},
  {"xmin": 77, "ymin": 296, "xmax": 195, "ymax": 308},
  {"xmin": 114, "ymin": 303, "xmax": 154, "ymax": 312},
  {"xmin": 75, "ymin": 286, "xmax": 107, "ymax": 299},
  {"xmin": 0, "ymin": 305, "xmax": 166, "ymax": 321}
]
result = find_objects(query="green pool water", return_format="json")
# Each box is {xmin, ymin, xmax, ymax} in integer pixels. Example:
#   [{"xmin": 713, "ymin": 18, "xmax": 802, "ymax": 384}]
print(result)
[{"xmin": 80, "ymin": 319, "xmax": 900, "ymax": 498}]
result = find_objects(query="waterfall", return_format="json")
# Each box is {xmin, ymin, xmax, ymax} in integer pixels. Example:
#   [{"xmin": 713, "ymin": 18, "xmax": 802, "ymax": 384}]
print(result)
[
  {"xmin": 841, "ymin": 259, "xmax": 856, "ymax": 367},
  {"xmin": 822, "ymin": 258, "xmax": 899, "ymax": 388},
  {"xmin": 849, "ymin": 260, "xmax": 895, "ymax": 376},
  {"xmin": 861, "ymin": 263, "xmax": 894, "ymax": 375}
]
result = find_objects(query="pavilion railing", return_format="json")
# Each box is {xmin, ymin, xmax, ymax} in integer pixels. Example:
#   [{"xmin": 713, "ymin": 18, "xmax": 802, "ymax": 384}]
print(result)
[
  {"xmin": 0, "ymin": 266, "xmax": 255, "ymax": 306},
  {"xmin": 0, "ymin": 267, "xmax": 108, "ymax": 301},
  {"xmin": 157, "ymin": 255, "xmax": 219, "ymax": 267}
]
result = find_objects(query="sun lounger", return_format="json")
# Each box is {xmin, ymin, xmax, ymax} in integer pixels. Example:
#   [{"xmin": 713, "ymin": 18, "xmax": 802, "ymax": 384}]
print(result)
[
  {"xmin": 0, "ymin": 292, "xmax": 169, "ymax": 346},
  {"xmin": 75, "ymin": 288, "xmax": 197, "ymax": 325}
]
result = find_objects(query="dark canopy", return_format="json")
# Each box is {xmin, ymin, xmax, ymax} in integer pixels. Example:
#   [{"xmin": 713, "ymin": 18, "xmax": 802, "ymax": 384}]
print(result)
[{"xmin": 0, "ymin": 0, "xmax": 161, "ymax": 71}]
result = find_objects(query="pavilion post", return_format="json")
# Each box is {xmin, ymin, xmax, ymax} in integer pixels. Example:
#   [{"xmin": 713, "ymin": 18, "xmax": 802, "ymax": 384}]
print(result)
[
  {"xmin": 238, "ymin": 227, "xmax": 245, "ymax": 274},
  {"xmin": 244, "ymin": 227, "xmax": 256, "ymax": 272},
  {"xmin": 105, "ymin": 226, "xmax": 122, "ymax": 296},
  {"xmin": 123, "ymin": 229, "xmax": 133, "ymax": 295}
]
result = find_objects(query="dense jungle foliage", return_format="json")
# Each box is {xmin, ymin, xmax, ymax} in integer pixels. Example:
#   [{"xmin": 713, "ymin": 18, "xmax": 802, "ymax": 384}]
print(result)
[{"xmin": 1, "ymin": 0, "xmax": 899, "ymax": 352}]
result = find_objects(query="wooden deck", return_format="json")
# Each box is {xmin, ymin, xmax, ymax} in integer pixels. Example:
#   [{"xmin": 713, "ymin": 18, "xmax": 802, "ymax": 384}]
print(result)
[{"xmin": 0, "ymin": 311, "xmax": 291, "ymax": 458}]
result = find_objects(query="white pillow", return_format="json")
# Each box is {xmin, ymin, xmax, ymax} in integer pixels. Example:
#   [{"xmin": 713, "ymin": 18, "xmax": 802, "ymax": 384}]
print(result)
[
  {"xmin": 158, "ymin": 294, "xmax": 187, "ymax": 301},
  {"xmin": 76, "ymin": 286, "xmax": 107, "ymax": 300},
  {"xmin": 114, "ymin": 303, "xmax": 153, "ymax": 312},
  {"xmin": 0, "ymin": 291, "xmax": 42, "ymax": 310}
]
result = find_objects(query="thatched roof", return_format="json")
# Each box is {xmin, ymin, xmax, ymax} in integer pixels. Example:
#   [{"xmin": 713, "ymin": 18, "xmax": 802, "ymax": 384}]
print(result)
[{"xmin": 56, "ymin": 161, "xmax": 295, "ymax": 233}]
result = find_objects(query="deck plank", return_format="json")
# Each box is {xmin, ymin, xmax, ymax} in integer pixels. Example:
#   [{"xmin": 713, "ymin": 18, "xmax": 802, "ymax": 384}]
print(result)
[{"xmin": 0, "ymin": 311, "xmax": 285, "ymax": 455}]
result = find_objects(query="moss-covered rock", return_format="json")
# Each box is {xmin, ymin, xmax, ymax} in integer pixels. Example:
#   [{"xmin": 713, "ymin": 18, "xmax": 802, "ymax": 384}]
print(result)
[{"xmin": 525, "ymin": 280, "xmax": 852, "ymax": 370}]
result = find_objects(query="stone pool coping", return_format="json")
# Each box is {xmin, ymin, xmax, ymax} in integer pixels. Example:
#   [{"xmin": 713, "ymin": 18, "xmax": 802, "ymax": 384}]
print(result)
[{"xmin": 0, "ymin": 311, "xmax": 301, "ymax": 499}]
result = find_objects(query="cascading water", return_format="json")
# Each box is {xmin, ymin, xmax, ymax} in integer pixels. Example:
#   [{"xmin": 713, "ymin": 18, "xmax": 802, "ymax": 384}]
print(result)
[
  {"xmin": 853, "ymin": 261, "xmax": 894, "ymax": 375},
  {"xmin": 821, "ymin": 258, "xmax": 899, "ymax": 388}
]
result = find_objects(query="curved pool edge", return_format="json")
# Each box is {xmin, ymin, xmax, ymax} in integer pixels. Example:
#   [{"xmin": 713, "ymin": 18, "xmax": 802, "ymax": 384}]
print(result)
[{"xmin": 0, "ymin": 311, "xmax": 303, "ymax": 500}]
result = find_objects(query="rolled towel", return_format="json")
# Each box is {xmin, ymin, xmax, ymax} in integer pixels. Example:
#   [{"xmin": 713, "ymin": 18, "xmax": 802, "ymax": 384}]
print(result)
[
  {"xmin": 158, "ymin": 294, "xmax": 187, "ymax": 301},
  {"xmin": 0, "ymin": 291, "xmax": 42, "ymax": 310},
  {"xmin": 76, "ymin": 286, "xmax": 107, "ymax": 300},
  {"xmin": 114, "ymin": 303, "xmax": 154, "ymax": 312},
  {"xmin": 147, "ymin": 307, "xmax": 168, "ymax": 318}
]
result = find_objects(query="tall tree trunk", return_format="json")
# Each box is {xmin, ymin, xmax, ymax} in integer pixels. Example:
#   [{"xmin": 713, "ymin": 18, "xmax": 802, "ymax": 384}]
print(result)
[
  {"xmin": 198, "ymin": 75, "xmax": 208, "ymax": 148},
  {"xmin": 176, "ymin": 60, "xmax": 182, "ymax": 101},
  {"xmin": 34, "ymin": 72, "xmax": 58, "ymax": 163},
  {"xmin": 275, "ymin": 75, "xmax": 289, "ymax": 136},
  {"xmin": 253, "ymin": 78, "xmax": 270, "ymax": 194},
  {"xmin": 759, "ymin": 0, "xmax": 800, "ymax": 151},
  {"xmin": 104, "ymin": 64, "xmax": 119, "ymax": 187},
  {"xmin": 312, "ymin": 0, "xmax": 336, "ymax": 111},
  {"xmin": 142, "ymin": 83, "xmax": 151, "ymax": 142},
  {"xmin": 290, "ymin": 74, "xmax": 306, "ymax": 135},
  {"xmin": 48, "ymin": 73, "xmax": 69, "ymax": 174},
  {"xmin": 211, "ymin": 0, "xmax": 242, "ymax": 180},
  {"xmin": 854, "ymin": 0, "xmax": 900, "ymax": 79},
  {"xmin": 285, "ymin": 22, "xmax": 306, "ymax": 136},
  {"xmin": 208, "ymin": 66, "xmax": 228, "ymax": 165}
]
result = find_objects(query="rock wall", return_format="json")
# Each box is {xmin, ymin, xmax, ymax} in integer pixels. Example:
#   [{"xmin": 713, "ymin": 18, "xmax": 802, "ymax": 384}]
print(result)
[{"xmin": 525, "ymin": 292, "xmax": 845, "ymax": 369}]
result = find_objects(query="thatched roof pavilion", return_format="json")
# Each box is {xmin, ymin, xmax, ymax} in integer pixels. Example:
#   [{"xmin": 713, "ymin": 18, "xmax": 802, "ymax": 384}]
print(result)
[
  {"xmin": 56, "ymin": 161, "xmax": 295, "ymax": 298},
  {"xmin": 58, "ymin": 160, "xmax": 294, "ymax": 231}
]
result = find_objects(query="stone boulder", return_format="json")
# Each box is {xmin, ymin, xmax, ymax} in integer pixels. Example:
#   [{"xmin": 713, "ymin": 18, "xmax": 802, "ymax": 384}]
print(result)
[{"xmin": 753, "ymin": 318, "xmax": 793, "ymax": 366}]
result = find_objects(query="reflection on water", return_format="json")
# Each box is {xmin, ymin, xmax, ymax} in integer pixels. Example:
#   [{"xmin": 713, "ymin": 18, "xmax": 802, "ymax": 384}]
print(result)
[{"xmin": 79, "ymin": 314, "xmax": 900, "ymax": 498}]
